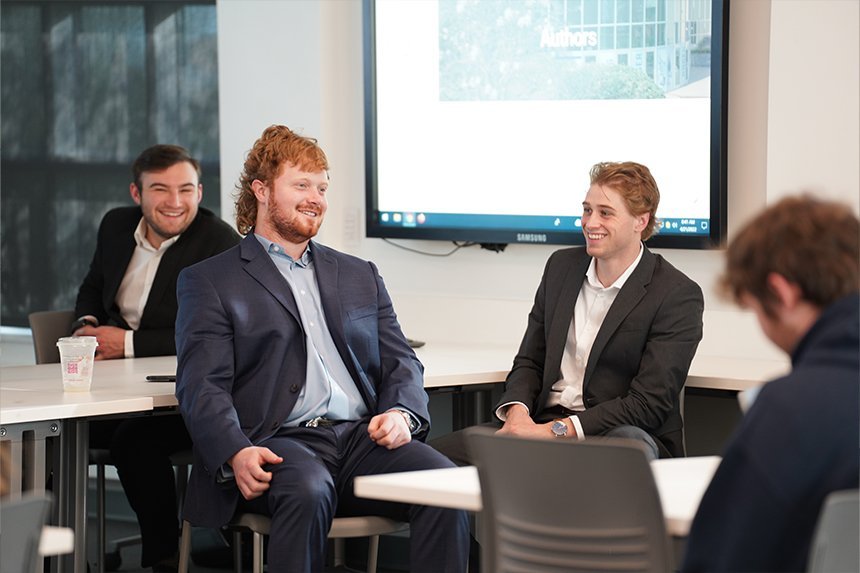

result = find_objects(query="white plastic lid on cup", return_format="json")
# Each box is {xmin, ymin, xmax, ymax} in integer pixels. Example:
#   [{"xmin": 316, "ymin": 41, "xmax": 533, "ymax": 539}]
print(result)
[{"xmin": 56, "ymin": 336, "xmax": 99, "ymax": 348}]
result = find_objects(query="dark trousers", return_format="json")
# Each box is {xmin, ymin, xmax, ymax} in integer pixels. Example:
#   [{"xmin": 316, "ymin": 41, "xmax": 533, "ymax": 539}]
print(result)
[
  {"xmin": 90, "ymin": 414, "xmax": 192, "ymax": 566},
  {"xmin": 239, "ymin": 420, "xmax": 470, "ymax": 573}
]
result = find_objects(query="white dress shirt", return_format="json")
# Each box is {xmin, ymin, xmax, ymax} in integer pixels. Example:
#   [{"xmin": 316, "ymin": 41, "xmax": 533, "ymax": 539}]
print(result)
[
  {"xmin": 114, "ymin": 219, "xmax": 179, "ymax": 357},
  {"xmin": 498, "ymin": 244, "xmax": 644, "ymax": 439}
]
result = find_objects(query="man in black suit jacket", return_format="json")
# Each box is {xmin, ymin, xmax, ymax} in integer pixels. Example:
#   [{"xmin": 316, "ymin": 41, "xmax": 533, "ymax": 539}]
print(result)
[
  {"xmin": 434, "ymin": 162, "xmax": 703, "ymax": 462},
  {"xmin": 74, "ymin": 145, "xmax": 239, "ymax": 571}
]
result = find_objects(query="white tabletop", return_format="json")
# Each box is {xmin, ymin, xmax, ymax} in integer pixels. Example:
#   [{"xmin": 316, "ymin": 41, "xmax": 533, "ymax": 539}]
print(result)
[
  {"xmin": 415, "ymin": 341, "xmax": 787, "ymax": 392},
  {"xmin": 1, "ymin": 343, "xmax": 788, "ymax": 426},
  {"xmin": 0, "ymin": 356, "xmax": 178, "ymax": 424},
  {"xmin": 415, "ymin": 343, "xmax": 512, "ymax": 389},
  {"xmin": 354, "ymin": 456, "xmax": 721, "ymax": 537}
]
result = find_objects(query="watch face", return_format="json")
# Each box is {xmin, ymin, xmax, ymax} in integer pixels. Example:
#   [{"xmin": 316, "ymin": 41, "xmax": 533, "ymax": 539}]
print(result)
[{"xmin": 551, "ymin": 420, "xmax": 568, "ymax": 437}]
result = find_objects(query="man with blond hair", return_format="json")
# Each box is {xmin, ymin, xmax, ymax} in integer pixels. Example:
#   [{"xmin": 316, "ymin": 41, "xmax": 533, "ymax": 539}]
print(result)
[{"xmin": 434, "ymin": 161, "xmax": 704, "ymax": 462}]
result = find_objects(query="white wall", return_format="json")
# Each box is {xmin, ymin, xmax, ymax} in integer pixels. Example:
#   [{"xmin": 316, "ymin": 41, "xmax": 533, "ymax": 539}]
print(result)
[{"xmin": 216, "ymin": 0, "xmax": 859, "ymax": 360}]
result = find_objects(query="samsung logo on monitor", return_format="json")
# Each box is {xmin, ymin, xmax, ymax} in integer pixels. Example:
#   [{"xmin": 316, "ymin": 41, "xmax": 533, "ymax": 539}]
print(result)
[{"xmin": 516, "ymin": 233, "xmax": 547, "ymax": 243}]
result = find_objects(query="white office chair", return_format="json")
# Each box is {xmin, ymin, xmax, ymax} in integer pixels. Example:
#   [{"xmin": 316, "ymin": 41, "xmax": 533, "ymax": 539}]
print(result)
[{"xmin": 178, "ymin": 513, "xmax": 408, "ymax": 573}]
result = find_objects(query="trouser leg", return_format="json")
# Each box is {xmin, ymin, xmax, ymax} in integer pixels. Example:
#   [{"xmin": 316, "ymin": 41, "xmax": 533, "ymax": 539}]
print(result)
[
  {"xmin": 239, "ymin": 433, "xmax": 336, "ymax": 573},
  {"xmin": 110, "ymin": 414, "xmax": 192, "ymax": 566},
  {"xmin": 337, "ymin": 422, "xmax": 470, "ymax": 573},
  {"xmin": 604, "ymin": 424, "xmax": 660, "ymax": 461}
]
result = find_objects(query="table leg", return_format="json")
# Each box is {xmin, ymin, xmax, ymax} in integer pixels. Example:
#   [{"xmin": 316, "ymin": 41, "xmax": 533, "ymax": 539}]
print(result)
[{"xmin": 57, "ymin": 420, "xmax": 89, "ymax": 573}]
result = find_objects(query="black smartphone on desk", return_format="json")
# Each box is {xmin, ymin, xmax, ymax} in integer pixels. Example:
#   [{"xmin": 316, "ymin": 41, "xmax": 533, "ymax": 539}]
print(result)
[{"xmin": 145, "ymin": 375, "xmax": 176, "ymax": 382}]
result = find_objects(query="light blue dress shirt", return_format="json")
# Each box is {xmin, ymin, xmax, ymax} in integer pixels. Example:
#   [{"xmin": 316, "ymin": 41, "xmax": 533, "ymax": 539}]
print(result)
[{"xmin": 255, "ymin": 235, "xmax": 369, "ymax": 426}]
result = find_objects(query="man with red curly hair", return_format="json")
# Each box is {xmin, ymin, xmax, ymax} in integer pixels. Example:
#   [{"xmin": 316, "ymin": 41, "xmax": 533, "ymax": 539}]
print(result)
[{"xmin": 175, "ymin": 125, "xmax": 469, "ymax": 573}]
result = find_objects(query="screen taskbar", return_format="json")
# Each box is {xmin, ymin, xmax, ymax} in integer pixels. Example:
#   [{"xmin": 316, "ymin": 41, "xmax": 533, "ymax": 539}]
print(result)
[{"xmin": 374, "ymin": 211, "xmax": 711, "ymax": 236}]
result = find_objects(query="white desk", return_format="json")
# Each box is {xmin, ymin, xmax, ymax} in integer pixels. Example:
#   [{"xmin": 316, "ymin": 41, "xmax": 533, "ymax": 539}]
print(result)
[
  {"xmin": 0, "ymin": 343, "xmax": 776, "ymax": 572},
  {"xmin": 0, "ymin": 356, "xmax": 178, "ymax": 573},
  {"xmin": 354, "ymin": 456, "xmax": 721, "ymax": 537},
  {"xmin": 415, "ymin": 341, "xmax": 789, "ymax": 392}
]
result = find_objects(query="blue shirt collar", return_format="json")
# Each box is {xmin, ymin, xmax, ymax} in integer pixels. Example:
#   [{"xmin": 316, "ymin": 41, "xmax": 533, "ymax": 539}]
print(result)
[{"xmin": 254, "ymin": 233, "xmax": 312, "ymax": 268}]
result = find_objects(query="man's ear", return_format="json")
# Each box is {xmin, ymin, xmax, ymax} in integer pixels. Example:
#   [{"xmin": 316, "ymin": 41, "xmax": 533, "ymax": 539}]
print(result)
[
  {"xmin": 251, "ymin": 179, "xmax": 268, "ymax": 204},
  {"xmin": 634, "ymin": 212, "xmax": 649, "ymax": 234},
  {"xmin": 130, "ymin": 183, "xmax": 142, "ymax": 205},
  {"xmin": 766, "ymin": 272, "xmax": 803, "ymax": 310},
  {"xmin": 196, "ymin": 183, "xmax": 203, "ymax": 204}
]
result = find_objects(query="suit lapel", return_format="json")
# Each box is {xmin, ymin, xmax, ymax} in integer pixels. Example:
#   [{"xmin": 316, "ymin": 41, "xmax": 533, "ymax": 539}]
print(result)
[
  {"xmin": 544, "ymin": 253, "xmax": 590, "ymax": 382},
  {"xmin": 311, "ymin": 243, "xmax": 346, "ymax": 344},
  {"xmin": 144, "ymin": 240, "xmax": 182, "ymax": 316},
  {"xmin": 104, "ymin": 226, "xmax": 137, "ymax": 310},
  {"xmin": 583, "ymin": 247, "xmax": 656, "ymax": 385},
  {"xmin": 312, "ymin": 243, "xmax": 379, "ymax": 409},
  {"xmin": 240, "ymin": 235, "xmax": 302, "ymax": 325}
]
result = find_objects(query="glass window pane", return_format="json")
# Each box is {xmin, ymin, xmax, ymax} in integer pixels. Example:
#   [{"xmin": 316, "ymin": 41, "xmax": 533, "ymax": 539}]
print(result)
[
  {"xmin": 632, "ymin": 23, "xmax": 644, "ymax": 47},
  {"xmin": 600, "ymin": 0, "xmax": 614, "ymax": 23},
  {"xmin": 645, "ymin": 0, "xmax": 657, "ymax": 22},
  {"xmin": 1, "ymin": 1, "xmax": 220, "ymax": 327},
  {"xmin": 617, "ymin": 25, "xmax": 630, "ymax": 49},
  {"xmin": 617, "ymin": 0, "xmax": 631, "ymax": 23},
  {"xmin": 632, "ymin": 0, "xmax": 644, "ymax": 22},
  {"xmin": 584, "ymin": 0, "xmax": 598, "ymax": 24},
  {"xmin": 599, "ymin": 25, "xmax": 614, "ymax": 48}
]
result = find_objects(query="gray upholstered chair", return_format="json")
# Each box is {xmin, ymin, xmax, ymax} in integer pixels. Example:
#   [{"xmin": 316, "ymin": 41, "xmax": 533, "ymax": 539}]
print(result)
[
  {"xmin": 465, "ymin": 427, "xmax": 672, "ymax": 573},
  {"xmin": 27, "ymin": 310, "xmax": 75, "ymax": 365},
  {"xmin": 807, "ymin": 489, "xmax": 859, "ymax": 573},
  {"xmin": 0, "ymin": 493, "xmax": 53, "ymax": 573}
]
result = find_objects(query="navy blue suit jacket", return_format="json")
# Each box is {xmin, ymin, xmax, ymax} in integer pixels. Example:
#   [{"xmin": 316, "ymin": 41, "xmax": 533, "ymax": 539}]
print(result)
[
  {"xmin": 175, "ymin": 234, "xmax": 427, "ymax": 526},
  {"xmin": 682, "ymin": 294, "xmax": 860, "ymax": 572}
]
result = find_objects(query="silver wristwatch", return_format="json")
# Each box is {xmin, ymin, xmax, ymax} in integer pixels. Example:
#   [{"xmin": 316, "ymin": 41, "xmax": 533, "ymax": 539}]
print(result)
[{"xmin": 551, "ymin": 419, "xmax": 569, "ymax": 438}]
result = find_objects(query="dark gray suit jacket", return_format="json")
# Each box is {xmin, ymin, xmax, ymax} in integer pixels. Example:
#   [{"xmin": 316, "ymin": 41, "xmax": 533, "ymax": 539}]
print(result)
[
  {"xmin": 74, "ymin": 206, "xmax": 239, "ymax": 357},
  {"xmin": 175, "ymin": 235, "xmax": 427, "ymax": 526},
  {"xmin": 496, "ymin": 246, "xmax": 704, "ymax": 457}
]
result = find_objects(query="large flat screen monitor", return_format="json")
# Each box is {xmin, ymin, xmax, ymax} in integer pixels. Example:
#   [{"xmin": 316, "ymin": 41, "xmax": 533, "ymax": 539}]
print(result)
[{"xmin": 364, "ymin": 0, "xmax": 728, "ymax": 249}]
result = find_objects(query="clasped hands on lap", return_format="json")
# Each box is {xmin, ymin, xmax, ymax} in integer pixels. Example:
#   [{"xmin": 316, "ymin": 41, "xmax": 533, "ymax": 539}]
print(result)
[{"xmin": 229, "ymin": 410, "xmax": 412, "ymax": 501}]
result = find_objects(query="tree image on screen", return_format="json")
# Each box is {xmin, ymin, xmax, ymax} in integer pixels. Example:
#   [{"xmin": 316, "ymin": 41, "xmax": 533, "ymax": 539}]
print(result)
[{"xmin": 439, "ymin": 0, "xmax": 711, "ymax": 102}]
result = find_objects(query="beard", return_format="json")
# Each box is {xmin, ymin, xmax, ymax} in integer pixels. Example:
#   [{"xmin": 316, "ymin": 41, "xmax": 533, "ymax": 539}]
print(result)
[{"xmin": 266, "ymin": 195, "xmax": 323, "ymax": 244}]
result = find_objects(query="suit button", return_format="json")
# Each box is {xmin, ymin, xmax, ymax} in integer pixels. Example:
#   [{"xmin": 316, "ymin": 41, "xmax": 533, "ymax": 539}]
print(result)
[{"xmin": 290, "ymin": 384, "xmax": 299, "ymax": 392}]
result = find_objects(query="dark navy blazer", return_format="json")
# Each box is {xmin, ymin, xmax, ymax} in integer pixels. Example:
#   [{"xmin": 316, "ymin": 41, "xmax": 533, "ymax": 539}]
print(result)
[
  {"xmin": 682, "ymin": 294, "xmax": 860, "ymax": 572},
  {"xmin": 175, "ymin": 235, "xmax": 427, "ymax": 526}
]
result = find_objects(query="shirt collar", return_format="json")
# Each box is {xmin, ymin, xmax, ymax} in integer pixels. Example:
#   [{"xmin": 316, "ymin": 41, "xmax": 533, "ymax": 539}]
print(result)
[
  {"xmin": 133, "ymin": 217, "xmax": 180, "ymax": 252},
  {"xmin": 255, "ymin": 233, "xmax": 312, "ymax": 267},
  {"xmin": 585, "ymin": 242, "xmax": 644, "ymax": 290}
]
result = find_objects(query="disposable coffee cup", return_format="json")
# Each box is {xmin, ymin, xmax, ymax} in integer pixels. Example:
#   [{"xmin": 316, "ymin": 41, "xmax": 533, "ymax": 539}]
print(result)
[{"xmin": 56, "ymin": 336, "xmax": 98, "ymax": 392}]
